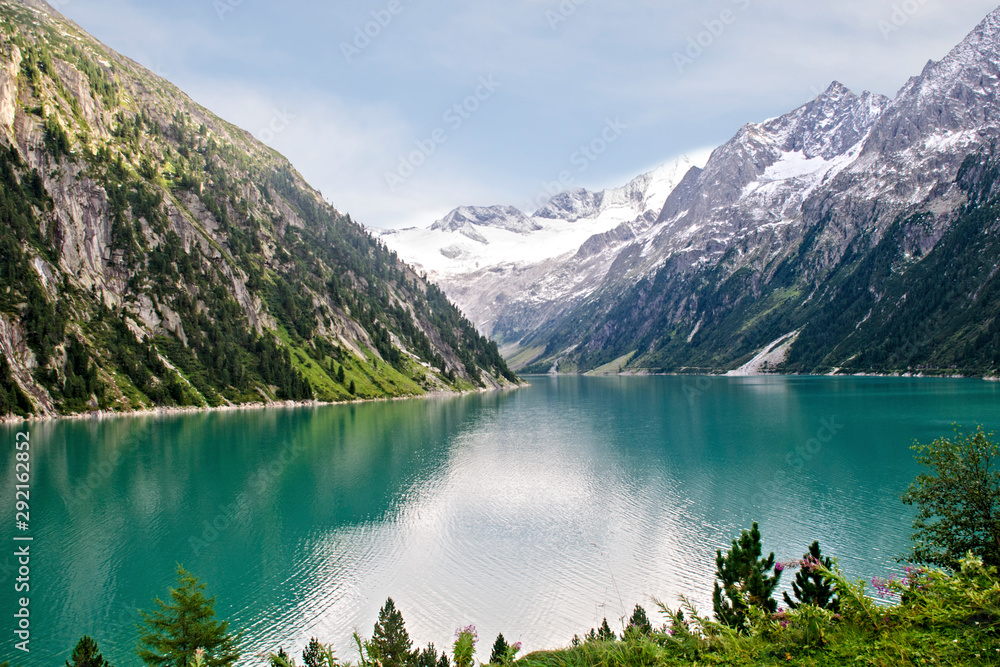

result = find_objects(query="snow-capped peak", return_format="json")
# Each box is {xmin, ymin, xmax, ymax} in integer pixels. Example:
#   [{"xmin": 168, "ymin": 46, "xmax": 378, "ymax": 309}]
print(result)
[{"xmin": 431, "ymin": 205, "xmax": 541, "ymax": 235}]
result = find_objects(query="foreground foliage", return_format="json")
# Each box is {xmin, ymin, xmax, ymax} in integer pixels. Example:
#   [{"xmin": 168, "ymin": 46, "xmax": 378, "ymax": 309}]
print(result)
[
  {"xmin": 902, "ymin": 426, "xmax": 1000, "ymax": 569},
  {"xmin": 712, "ymin": 522, "xmax": 781, "ymax": 630},
  {"xmin": 137, "ymin": 566, "xmax": 241, "ymax": 667},
  {"xmin": 524, "ymin": 555, "xmax": 1000, "ymax": 666}
]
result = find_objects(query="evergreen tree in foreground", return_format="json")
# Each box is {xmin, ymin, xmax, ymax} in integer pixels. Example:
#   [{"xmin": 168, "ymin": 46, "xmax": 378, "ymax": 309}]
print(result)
[
  {"xmin": 414, "ymin": 643, "xmax": 439, "ymax": 667},
  {"xmin": 368, "ymin": 598, "xmax": 412, "ymax": 667},
  {"xmin": 489, "ymin": 634, "xmax": 509, "ymax": 665},
  {"xmin": 137, "ymin": 566, "xmax": 241, "ymax": 667},
  {"xmin": 302, "ymin": 638, "xmax": 338, "ymax": 667},
  {"xmin": 713, "ymin": 522, "xmax": 781, "ymax": 630},
  {"xmin": 67, "ymin": 636, "xmax": 113, "ymax": 667},
  {"xmin": 623, "ymin": 604, "xmax": 652, "ymax": 638},
  {"xmin": 783, "ymin": 541, "xmax": 840, "ymax": 612}
]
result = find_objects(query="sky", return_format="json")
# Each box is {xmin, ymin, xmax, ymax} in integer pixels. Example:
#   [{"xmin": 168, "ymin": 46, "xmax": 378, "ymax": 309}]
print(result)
[{"xmin": 46, "ymin": 0, "xmax": 1000, "ymax": 229}]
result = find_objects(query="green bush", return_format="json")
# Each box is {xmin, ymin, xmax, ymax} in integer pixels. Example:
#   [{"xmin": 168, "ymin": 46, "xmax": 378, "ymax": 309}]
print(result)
[{"xmin": 902, "ymin": 426, "xmax": 1000, "ymax": 568}]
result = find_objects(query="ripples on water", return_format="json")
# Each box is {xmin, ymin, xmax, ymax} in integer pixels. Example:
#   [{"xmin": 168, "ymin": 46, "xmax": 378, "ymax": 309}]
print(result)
[{"xmin": 2, "ymin": 375, "xmax": 999, "ymax": 664}]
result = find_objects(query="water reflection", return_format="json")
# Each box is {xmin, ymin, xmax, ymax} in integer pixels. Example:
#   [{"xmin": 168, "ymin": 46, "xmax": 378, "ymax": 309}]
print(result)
[{"xmin": 1, "ymin": 377, "xmax": 998, "ymax": 665}]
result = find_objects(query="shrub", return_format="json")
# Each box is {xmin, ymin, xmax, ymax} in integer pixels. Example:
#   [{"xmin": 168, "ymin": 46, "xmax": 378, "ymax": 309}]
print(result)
[{"xmin": 902, "ymin": 425, "xmax": 1000, "ymax": 568}]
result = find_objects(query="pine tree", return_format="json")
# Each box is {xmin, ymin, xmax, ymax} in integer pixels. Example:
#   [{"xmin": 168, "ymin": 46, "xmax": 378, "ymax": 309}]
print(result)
[
  {"xmin": 712, "ymin": 522, "xmax": 781, "ymax": 630},
  {"xmin": 337, "ymin": 365, "xmax": 345, "ymax": 384},
  {"xmin": 623, "ymin": 604, "xmax": 652, "ymax": 638},
  {"xmin": 783, "ymin": 541, "xmax": 840, "ymax": 612},
  {"xmin": 348, "ymin": 380, "xmax": 356, "ymax": 395},
  {"xmin": 67, "ymin": 636, "xmax": 112, "ymax": 667},
  {"xmin": 137, "ymin": 566, "xmax": 241, "ymax": 667},
  {"xmin": 368, "ymin": 598, "xmax": 412, "ymax": 667},
  {"xmin": 435, "ymin": 653, "xmax": 450, "ymax": 667},
  {"xmin": 596, "ymin": 618, "xmax": 615, "ymax": 642},
  {"xmin": 413, "ymin": 644, "xmax": 438, "ymax": 667},
  {"xmin": 302, "ymin": 638, "xmax": 336, "ymax": 667},
  {"xmin": 302, "ymin": 640, "xmax": 320, "ymax": 667},
  {"xmin": 489, "ymin": 634, "xmax": 508, "ymax": 665}
]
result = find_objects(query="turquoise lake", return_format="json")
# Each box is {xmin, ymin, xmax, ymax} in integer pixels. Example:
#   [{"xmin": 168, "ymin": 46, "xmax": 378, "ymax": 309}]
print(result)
[{"xmin": 3, "ymin": 375, "xmax": 1000, "ymax": 665}]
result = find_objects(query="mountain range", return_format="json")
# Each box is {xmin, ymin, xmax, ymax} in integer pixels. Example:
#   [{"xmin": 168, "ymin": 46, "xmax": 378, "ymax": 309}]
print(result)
[
  {"xmin": 383, "ymin": 5, "xmax": 1000, "ymax": 377},
  {"xmin": 0, "ymin": 0, "xmax": 517, "ymax": 419},
  {"xmin": 379, "ymin": 154, "xmax": 710, "ymax": 350}
]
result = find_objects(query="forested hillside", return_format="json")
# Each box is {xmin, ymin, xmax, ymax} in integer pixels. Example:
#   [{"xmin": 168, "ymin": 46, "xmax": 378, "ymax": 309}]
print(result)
[{"xmin": 0, "ymin": 0, "xmax": 516, "ymax": 419}]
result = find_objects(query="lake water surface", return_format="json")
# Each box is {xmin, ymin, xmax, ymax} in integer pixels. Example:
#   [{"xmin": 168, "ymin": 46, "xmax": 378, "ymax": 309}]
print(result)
[{"xmin": 3, "ymin": 375, "xmax": 999, "ymax": 665}]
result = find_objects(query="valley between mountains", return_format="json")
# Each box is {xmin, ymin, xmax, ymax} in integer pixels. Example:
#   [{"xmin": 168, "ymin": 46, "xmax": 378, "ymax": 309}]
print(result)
[
  {"xmin": 5, "ymin": 0, "xmax": 1000, "ymax": 422},
  {"xmin": 382, "ymin": 7, "xmax": 1000, "ymax": 378}
]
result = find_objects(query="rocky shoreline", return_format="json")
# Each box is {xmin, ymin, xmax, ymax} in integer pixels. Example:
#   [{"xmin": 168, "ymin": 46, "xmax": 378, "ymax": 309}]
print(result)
[{"xmin": 0, "ymin": 383, "xmax": 523, "ymax": 425}]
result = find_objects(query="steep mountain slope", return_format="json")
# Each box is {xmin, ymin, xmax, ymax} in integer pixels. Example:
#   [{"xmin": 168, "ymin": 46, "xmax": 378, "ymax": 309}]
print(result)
[
  {"xmin": 511, "ymin": 6, "xmax": 1000, "ymax": 376},
  {"xmin": 0, "ymin": 0, "xmax": 516, "ymax": 419},
  {"xmin": 379, "ymin": 154, "xmax": 708, "ymax": 347}
]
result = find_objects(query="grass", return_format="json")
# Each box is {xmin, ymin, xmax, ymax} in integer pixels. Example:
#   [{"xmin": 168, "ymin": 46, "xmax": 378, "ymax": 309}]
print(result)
[
  {"xmin": 586, "ymin": 352, "xmax": 636, "ymax": 376},
  {"xmin": 503, "ymin": 344, "xmax": 548, "ymax": 371},
  {"xmin": 271, "ymin": 325, "xmax": 424, "ymax": 401}
]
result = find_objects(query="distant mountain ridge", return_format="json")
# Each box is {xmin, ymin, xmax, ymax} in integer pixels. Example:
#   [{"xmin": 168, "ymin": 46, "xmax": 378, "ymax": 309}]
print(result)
[
  {"xmin": 387, "ymin": 4, "xmax": 1000, "ymax": 377},
  {"xmin": 379, "ymin": 154, "xmax": 709, "ymax": 343},
  {"xmin": 0, "ymin": 0, "xmax": 516, "ymax": 419}
]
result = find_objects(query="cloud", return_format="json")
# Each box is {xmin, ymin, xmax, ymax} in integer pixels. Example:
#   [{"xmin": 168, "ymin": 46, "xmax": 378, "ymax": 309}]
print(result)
[{"xmin": 54, "ymin": 0, "xmax": 1000, "ymax": 231}]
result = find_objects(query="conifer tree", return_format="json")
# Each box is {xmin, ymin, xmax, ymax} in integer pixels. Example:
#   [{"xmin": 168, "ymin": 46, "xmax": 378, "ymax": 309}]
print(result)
[
  {"xmin": 349, "ymin": 380, "xmax": 356, "ymax": 395},
  {"xmin": 783, "ymin": 541, "xmax": 840, "ymax": 612},
  {"xmin": 67, "ymin": 636, "xmax": 112, "ymax": 667},
  {"xmin": 368, "ymin": 598, "xmax": 412, "ymax": 667},
  {"xmin": 302, "ymin": 640, "xmax": 322, "ymax": 667},
  {"xmin": 337, "ymin": 365, "xmax": 345, "ymax": 384},
  {"xmin": 596, "ymin": 618, "xmax": 615, "ymax": 642},
  {"xmin": 489, "ymin": 634, "xmax": 509, "ymax": 665},
  {"xmin": 623, "ymin": 604, "xmax": 652, "ymax": 637},
  {"xmin": 414, "ymin": 644, "xmax": 438, "ymax": 667},
  {"xmin": 302, "ymin": 638, "xmax": 337, "ymax": 667},
  {"xmin": 137, "ymin": 566, "xmax": 241, "ymax": 667},
  {"xmin": 712, "ymin": 522, "xmax": 781, "ymax": 630}
]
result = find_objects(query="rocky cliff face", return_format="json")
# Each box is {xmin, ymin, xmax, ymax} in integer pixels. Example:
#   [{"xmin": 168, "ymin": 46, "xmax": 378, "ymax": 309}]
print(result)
[
  {"xmin": 0, "ymin": 0, "xmax": 516, "ymax": 419},
  {"xmin": 509, "ymin": 5, "xmax": 1000, "ymax": 375}
]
